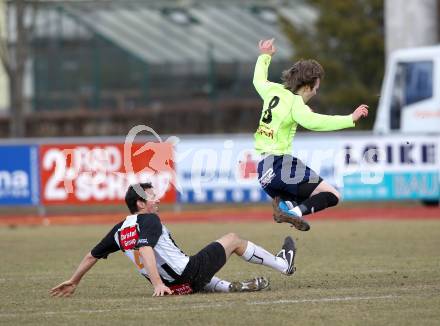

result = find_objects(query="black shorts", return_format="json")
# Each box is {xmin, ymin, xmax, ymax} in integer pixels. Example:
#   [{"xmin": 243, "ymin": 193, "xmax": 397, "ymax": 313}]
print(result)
[
  {"xmin": 179, "ymin": 242, "xmax": 227, "ymax": 292},
  {"xmin": 257, "ymin": 154, "xmax": 323, "ymax": 202}
]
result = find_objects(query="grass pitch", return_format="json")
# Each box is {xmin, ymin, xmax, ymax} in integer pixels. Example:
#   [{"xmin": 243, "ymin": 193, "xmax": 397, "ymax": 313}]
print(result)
[{"xmin": 1, "ymin": 219, "xmax": 439, "ymax": 326}]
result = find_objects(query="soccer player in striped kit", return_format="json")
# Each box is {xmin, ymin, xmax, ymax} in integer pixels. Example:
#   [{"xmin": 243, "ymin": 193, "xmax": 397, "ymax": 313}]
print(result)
[
  {"xmin": 254, "ymin": 39, "xmax": 369, "ymax": 231},
  {"xmin": 51, "ymin": 183, "xmax": 297, "ymax": 297}
]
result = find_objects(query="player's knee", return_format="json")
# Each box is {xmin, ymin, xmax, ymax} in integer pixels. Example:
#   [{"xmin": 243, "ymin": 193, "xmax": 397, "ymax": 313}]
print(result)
[
  {"xmin": 218, "ymin": 232, "xmax": 242, "ymax": 250},
  {"xmin": 226, "ymin": 232, "xmax": 240, "ymax": 242}
]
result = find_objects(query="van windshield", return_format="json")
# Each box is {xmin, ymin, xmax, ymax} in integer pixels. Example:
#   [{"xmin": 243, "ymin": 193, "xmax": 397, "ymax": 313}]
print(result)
[{"xmin": 390, "ymin": 61, "xmax": 433, "ymax": 129}]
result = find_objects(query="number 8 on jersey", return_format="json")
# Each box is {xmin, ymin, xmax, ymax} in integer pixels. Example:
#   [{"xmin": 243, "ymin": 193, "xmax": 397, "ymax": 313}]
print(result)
[{"xmin": 262, "ymin": 96, "xmax": 280, "ymax": 124}]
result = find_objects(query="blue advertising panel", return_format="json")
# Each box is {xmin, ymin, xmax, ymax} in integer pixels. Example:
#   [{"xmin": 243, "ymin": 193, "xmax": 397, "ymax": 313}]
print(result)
[
  {"xmin": 0, "ymin": 145, "xmax": 39, "ymax": 205},
  {"xmin": 343, "ymin": 172, "xmax": 439, "ymax": 201}
]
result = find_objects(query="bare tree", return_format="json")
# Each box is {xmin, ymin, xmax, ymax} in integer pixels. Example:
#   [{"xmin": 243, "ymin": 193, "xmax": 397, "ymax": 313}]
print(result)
[{"xmin": 0, "ymin": 0, "xmax": 37, "ymax": 137}]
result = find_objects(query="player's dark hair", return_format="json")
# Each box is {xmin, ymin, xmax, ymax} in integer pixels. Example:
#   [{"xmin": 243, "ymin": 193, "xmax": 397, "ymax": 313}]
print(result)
[
  {"xmin": 125, "ymin": 183, "xmax": 153, "ymax": 214},
  {"xmin": 281, "ymin": 59, "xmax": 324, "ymax": 93}
]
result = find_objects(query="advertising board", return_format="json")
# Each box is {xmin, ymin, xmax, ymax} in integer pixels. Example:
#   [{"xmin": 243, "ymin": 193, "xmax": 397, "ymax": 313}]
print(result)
[
  {"xmin": 40, "ymin": 143, "xmax": 176, "ymax": 205},
  {"xmin": 0, "ymin": 145, "xmax": 39, "ymax": 205}
]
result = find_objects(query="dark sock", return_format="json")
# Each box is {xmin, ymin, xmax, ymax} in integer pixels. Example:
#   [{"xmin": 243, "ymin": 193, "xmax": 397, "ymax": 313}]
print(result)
[{"xmin": 298, "ymin": 192, "xmax": 339, "ymax": 216}]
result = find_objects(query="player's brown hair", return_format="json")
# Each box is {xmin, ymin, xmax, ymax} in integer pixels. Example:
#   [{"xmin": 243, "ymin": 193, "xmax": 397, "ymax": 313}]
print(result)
[
  {"xmin": 125, "ymin": 183, "xmax": 153, "ymax": 214},
  {"xmin": 281, "ymin": 59, "xmax": 324, "ymax": 93}
]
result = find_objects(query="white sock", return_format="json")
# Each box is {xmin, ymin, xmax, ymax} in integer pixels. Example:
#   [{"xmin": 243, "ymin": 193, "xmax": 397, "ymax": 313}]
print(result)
[
  {"xmin": 203, "ymin": 276, "xmax": 231, "ymax": 293},
  {"xmin": 289, "ymin": 206, "xmax": 303, "ymax": 217},
  {"xmin": 241, "ymin": 241, "xmax": 288, "ymax": 273}
]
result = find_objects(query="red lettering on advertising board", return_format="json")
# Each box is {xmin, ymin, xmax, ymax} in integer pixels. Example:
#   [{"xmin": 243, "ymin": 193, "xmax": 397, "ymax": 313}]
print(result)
[{"xmin": 239, "ymin": 153, "xmax": 257, "ymax": 179}]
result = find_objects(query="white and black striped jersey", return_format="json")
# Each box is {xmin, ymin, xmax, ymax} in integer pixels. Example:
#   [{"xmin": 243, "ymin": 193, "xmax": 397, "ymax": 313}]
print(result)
[{"xmin": 91, "ymin": 213, "xmax": 189, "ymax": 285}]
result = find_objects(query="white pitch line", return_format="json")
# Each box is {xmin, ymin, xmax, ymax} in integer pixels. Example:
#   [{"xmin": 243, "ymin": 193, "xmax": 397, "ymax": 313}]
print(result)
[
  {"xmin": 0, "ymin": 294, "xmax": 400, "ymax": 318},
  {"xmin": 250, "ymin": 295, "xmax": 397, "ymax": 305}
]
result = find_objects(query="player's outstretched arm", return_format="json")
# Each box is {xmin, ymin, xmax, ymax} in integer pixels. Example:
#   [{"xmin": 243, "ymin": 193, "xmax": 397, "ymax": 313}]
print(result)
[
  {"xmin": 253, "ymin": 38, "xmax": 276, "ymax": 98},
  {"xmin": 139, "ymin": 246, "xmax": 173, "ymax": 297},
  {"xmin": 292, "ymin": 101, "xmax": 369, "ymax": 131},
  {"xmin": 50, "ymin": 252, "xmax": 98, "ymax": 297}
]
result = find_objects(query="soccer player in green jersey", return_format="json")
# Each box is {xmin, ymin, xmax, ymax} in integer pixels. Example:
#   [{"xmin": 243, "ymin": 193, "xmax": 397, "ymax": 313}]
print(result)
[{"xmin": 254, "ymin": 39, "xmax": 369, "ymax": 231}]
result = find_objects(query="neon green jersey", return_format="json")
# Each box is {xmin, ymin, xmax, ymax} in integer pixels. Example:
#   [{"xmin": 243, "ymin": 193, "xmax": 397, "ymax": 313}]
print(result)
[{"xmin": 253, "ymin": 54, "xmax": 355, "ymax": 155}]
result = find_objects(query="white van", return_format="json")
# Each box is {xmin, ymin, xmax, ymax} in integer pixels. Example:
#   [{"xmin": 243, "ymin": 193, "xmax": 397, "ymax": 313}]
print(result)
[
  {"xmin": 374, "ymin": 46, "xmax": 440, "ymax": 205},
  {"xmin": 374, "ymin": 45, "xmax": 440, "ymax": 134}
]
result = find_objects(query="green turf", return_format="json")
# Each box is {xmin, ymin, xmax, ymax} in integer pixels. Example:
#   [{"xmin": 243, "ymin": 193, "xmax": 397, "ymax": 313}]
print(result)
[{"xmin": 1, "ymin": 220, "xmax": 439, "ymax": 326}]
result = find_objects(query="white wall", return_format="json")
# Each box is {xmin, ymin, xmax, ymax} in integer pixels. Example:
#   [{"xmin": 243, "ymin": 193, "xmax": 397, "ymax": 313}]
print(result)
[
  {"xmin": 0, "ymin": 0, "xmax": 9, "ymax": 112},
  {"xmin": 386, "ymin": 0, "xmax": 439, "ymax": 58}
]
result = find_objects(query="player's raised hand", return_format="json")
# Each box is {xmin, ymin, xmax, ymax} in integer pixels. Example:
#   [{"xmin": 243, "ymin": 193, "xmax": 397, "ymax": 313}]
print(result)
[
  {"xmin": 258, "ymin": 38, "xmax": 276, "ymax": 56},
  {"xmin": 352, "ymin": 104, "xmax": 369, "ymax": 122},
  {"xmin": 152, "ymin": 283, "xmax": 173, "ymax": 297},
  {"xmin": 50, "ymin": 280, "xmax": 77, "ymax": 297}
]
